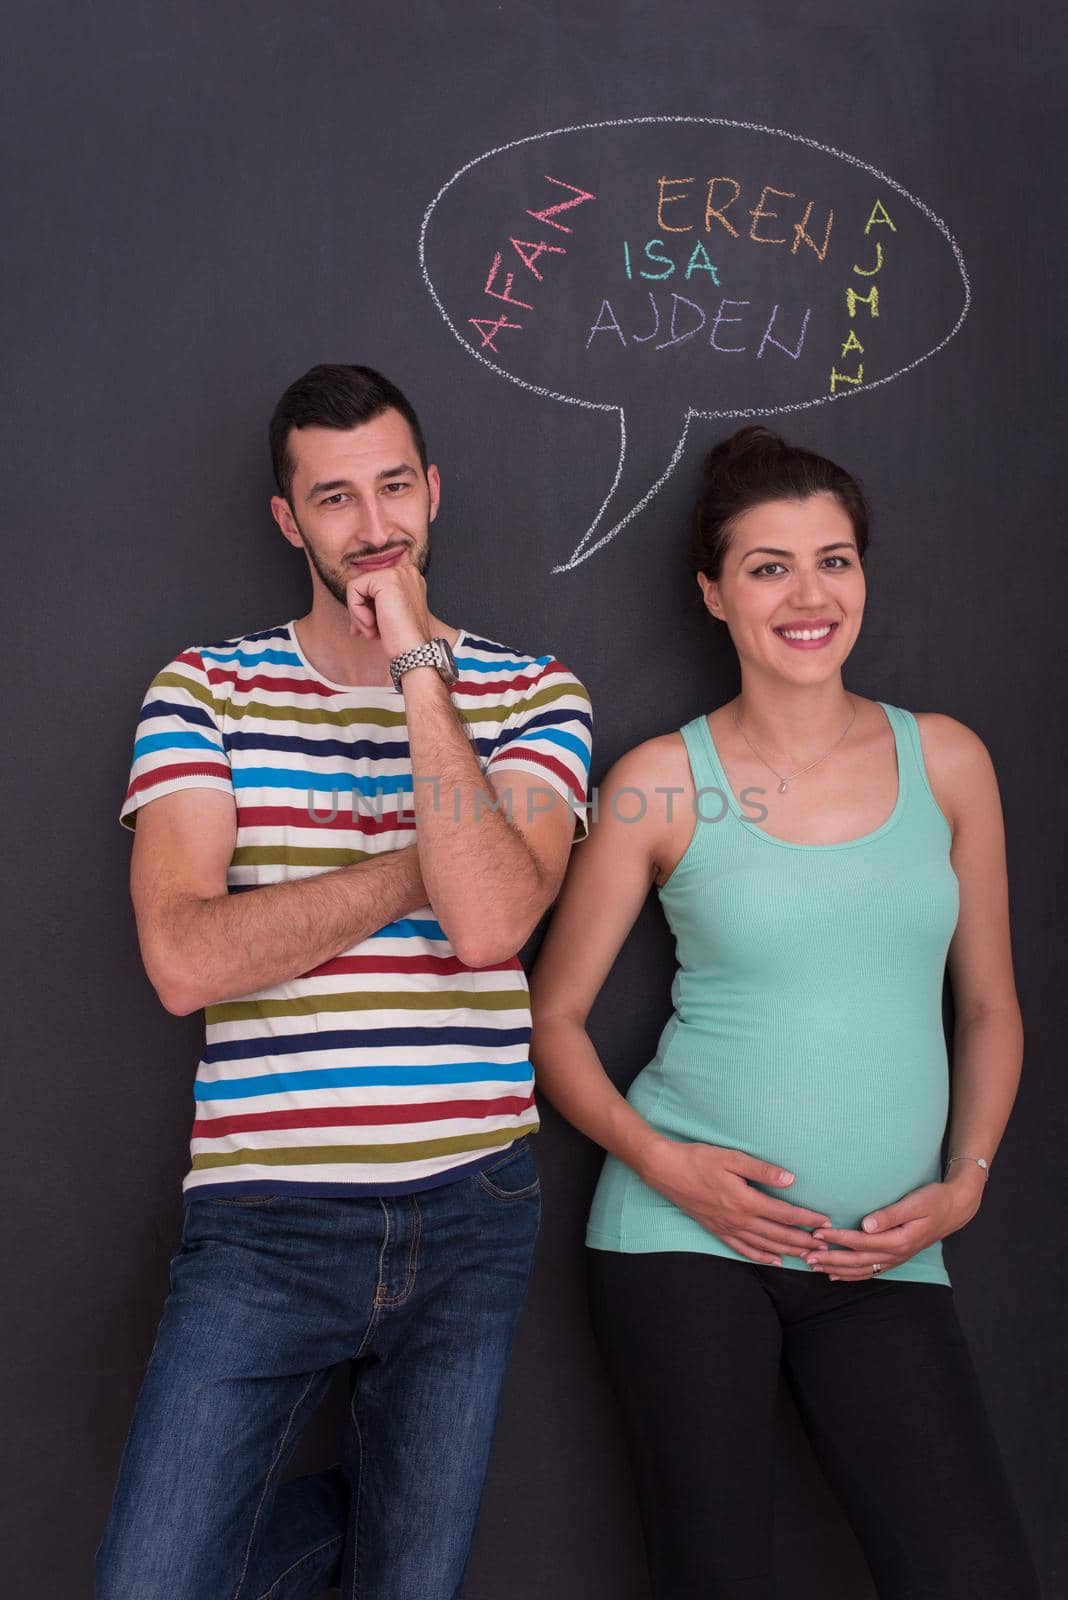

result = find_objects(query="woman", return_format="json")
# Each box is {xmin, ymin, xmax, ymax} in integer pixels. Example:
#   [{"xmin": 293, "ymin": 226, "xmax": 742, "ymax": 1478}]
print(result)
[{"xmin": 530, "ymin": 427, "xmax": 1040, "ymax": 1598}]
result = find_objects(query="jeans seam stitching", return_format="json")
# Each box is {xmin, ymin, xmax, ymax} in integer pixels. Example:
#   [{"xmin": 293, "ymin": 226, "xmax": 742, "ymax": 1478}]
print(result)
[
  {"xmin": 349, "ymin": 1389, "xmax": 366, "ymax": 1600},
  {"xmin": 231, "ymin": 1370, "xmax": 318, "ymax": 1600},
  {"xmin": 372, "ymin": 1197, "xmax": 391, "ymax": 1307},
  {"xmin": 476, "ymin": 1169, "xmax": 541, "ymax": 1200},
  {"xmin": 376, "ymin": 1194, "xmax": 421, "ymax": 1307},
  {"xmin": 250, "ymin": 1533, "xmax": 343, "ymax": 1600},
  {"xmin": 391, "ymin": 1194, "xmax": 421, "ymax": 1306}
]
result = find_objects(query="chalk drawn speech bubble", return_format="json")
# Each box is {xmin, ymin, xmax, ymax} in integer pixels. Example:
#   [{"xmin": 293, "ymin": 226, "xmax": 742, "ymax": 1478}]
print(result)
[{"xmin": 420, "ymin": 117, "xmax": 970, "ymax": 571}]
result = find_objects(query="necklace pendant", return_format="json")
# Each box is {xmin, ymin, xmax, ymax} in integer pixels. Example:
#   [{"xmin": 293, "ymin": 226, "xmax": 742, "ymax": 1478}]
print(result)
[{"xmin": 778, "ymin": 779, "xmax": 789, "ymax": 794}]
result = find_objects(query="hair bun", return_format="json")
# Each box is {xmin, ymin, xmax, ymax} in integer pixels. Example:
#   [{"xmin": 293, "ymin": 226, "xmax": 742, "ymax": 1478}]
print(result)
[
  {"xmin": 715, "ymin": 424, "xmax": 784, "ymax": 463},
  {"xmin": 690, "ymin": 425, "xmax": 869, "ymax": 582}
]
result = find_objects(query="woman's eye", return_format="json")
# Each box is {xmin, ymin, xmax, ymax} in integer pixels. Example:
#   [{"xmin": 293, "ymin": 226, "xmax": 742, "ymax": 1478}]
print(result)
[{"xmin": 751, "ymin": 563, "xmax": 784, "ymax": 577}]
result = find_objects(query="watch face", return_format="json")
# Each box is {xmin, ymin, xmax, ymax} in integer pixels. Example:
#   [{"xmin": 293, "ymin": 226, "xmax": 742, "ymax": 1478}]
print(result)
[{"xmin": 436, "ymin": 637, "xmax": 459, "ymax": 683}]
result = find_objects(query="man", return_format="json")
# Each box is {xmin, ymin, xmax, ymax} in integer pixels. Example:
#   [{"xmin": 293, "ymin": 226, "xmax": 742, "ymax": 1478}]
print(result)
[{"xmin": 97, "ymin": 364, "xmax": 592, "ymax": 1599}]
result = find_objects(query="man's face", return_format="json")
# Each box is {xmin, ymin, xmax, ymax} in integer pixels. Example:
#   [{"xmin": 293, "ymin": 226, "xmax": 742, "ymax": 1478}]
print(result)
[{"xmin": 271, "ymin": 407, "xmax": 440, "ymax": 604}]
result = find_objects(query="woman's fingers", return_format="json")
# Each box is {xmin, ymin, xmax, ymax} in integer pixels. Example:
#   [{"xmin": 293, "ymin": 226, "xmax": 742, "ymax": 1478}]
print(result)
[
  {"xmin": 720, "ymin": 1234, "xmax": 782, "ymax": 1266},
  {"xmin": 806, "ymin": 1248, "xmax": 896, "ymax": 1272},
  {"xmin": 734, "ymin": 1221, "xmax": 820, "ymax": 1254},
  {"xmin": 752, "ymin": 1192, "xmax": 832, "ymax": 1230},
  {"xmin": 728, "ymin": 1153, "xmax": 797, "ymax": 1188},
  {"xmin": 811, "ymin": 1223, "xmax": 916, "ymax": 1250}
]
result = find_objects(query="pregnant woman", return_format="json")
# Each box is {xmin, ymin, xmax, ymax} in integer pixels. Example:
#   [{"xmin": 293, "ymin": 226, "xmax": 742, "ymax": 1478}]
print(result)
[{"xmin": 530, "ymin": 427, "xmax": 1040, "ymax": 1598}]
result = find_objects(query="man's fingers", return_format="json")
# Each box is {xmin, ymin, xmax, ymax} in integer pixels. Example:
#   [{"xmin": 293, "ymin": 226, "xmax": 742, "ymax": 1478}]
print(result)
[
  {"xmin": 345, "ymin": 581, "xmax": 380, "ymax": 638},
  {"xmin": 349, "ymin": 602, "xmax": 378, "ymax": 636}
]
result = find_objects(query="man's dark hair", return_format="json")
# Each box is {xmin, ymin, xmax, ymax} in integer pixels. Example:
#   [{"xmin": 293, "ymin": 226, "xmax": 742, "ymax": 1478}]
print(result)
[{"xmin": 269, "ymin": 364, "xmax": 429, "ymax": 504}]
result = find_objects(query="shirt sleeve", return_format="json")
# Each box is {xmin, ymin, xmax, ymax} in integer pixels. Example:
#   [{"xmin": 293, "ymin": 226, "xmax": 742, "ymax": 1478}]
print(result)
[
  {"xmin": 483, "ymin": 657, "xmax": 593, "ymax": 840},
  {"xmin": 119, "ymin": 646, "xmax": 234, "ymax": 831}
]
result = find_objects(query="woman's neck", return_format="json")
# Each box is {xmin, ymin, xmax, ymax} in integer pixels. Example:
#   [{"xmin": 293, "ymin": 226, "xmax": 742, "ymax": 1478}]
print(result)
[{"xmin": 731, "ymin": 675, "xmax": 856, "ymax": 763}]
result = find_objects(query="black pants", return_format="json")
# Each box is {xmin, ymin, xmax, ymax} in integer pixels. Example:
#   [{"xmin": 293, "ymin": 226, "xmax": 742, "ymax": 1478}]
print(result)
[{"xmin": 588, "ymin": 1250, "xmax": 1040, "ymax": 1600}]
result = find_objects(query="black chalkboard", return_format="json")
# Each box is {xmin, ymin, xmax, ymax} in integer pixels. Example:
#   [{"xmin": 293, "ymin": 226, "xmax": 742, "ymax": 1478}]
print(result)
[{"xmin": 6, "ymin": 3, "xmax": 1065, "ymax": 1596}]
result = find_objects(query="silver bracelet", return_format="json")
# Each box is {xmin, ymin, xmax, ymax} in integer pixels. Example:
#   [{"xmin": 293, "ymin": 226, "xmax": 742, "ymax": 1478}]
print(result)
[{"xmin": 944, "ymin": 1154, "xmax": 990, "ymax": 1180}]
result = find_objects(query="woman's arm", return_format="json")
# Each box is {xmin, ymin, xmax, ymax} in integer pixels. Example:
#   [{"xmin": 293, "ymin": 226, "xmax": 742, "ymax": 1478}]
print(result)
[
  {"xmin": 531, "ymin": 738, "xmax": 832, "ymax": 1266},
  {"xmin": 807, "ymin": 716, "xmax": 1023, "ymax": 1275},
  {"xmin": 938, "ymin": 717, "xmax": 1024, "ymax": 1187}
]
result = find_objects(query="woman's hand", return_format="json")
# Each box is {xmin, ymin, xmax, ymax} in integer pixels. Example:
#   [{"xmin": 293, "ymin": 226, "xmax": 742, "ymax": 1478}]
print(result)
[
  {"xmin": 639, "ymin": 1138, "xmax": 832, "ymax": 1265},
  {"xmin": 803, "ymin": 1165, "xmax": 987, "ymax": 1279}
]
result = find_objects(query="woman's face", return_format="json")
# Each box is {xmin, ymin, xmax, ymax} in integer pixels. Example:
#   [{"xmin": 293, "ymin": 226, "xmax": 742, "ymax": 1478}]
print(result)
[{"xmin": 697, "ymin": 493, "xmax": 866, "ymax": 682}]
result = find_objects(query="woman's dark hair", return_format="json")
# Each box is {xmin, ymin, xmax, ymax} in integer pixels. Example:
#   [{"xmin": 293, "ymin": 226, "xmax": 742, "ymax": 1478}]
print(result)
[
  {"xmin": 269, "ymin": 364, "xmax": 428, "ymax": 504},
  {"xmin": 691, "ymin": 425, "xmax": 870, "ymax": 580}
]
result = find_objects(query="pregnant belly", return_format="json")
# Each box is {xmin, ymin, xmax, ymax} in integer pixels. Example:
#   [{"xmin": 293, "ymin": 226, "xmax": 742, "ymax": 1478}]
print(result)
[{"xmin": 627, "ymin": 1034, "xmax": 949, "ymax": 1230}]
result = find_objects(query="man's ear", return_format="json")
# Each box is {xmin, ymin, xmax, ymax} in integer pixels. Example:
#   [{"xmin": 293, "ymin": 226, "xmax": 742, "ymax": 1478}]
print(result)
[
  {"xmin": 426, "ymin": 463, "xmax": 441, "ymax": 523},
  {"xmin": 270, "ymin": 495, "xmax": 303, "ymax": 550}
]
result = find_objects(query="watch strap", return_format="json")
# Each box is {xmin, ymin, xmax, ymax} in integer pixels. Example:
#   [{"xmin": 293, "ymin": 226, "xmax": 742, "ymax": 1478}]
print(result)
[{"xmin": 389, "ymin": 638, "xmax": 457, "ymax": 691}]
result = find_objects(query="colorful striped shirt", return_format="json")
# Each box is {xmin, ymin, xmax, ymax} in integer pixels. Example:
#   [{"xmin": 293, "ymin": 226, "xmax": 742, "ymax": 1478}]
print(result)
[{"xmin": 119, "ymin": 619, "xmax": 592, "ymax": 1201}]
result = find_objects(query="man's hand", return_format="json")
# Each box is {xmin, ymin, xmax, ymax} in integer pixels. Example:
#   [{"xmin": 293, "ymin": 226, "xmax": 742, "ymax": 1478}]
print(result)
[
  {"xmin": 639, "ymin": 1139, "xmax": 832, "ymax": 1265},
  {"xmin": 803, "ymin": 1166, "xmax": 986, "ymax": 1279},
  {"xmin": 346, "ymin": 563, "xmax": 432, "ymax": 656}
]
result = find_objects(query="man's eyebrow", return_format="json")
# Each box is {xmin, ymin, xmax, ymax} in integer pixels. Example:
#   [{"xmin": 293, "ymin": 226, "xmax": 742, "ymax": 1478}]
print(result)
[
  {"xmin": 305, "ymin": 465, "xmax": 418, "ymax": 502},
  {"xmin": 306, "ymin": 479, "xmax": 350, "ymax": 502},
  {"xmin": 739, "ymin": 542, "xmax": 856, "ymax": 558}
]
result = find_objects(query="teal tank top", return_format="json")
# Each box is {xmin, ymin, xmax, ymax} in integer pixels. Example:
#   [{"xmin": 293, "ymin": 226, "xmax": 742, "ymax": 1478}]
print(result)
[{"xmin": 586, "ymin": 702, "xmax": 960, "ymax": 1286}]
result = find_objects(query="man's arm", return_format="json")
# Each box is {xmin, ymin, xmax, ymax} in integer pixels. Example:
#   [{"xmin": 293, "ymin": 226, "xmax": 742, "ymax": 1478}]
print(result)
[
  {"xmin": 402, "ymin": 665, "xmax": 578, "ymax": 967},
  {"xmin": 344, "ymin": 561, "xmax": 589, "ymax": 967},
  {"xmin": 130, "ymin": 786, "xmax": 428, "ymax": 1015}
]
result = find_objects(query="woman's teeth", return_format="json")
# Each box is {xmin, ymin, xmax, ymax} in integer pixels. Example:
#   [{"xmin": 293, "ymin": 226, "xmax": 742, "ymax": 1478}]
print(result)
[{"xmin": 776, "ymin": 625, "xmax": 833, "ymax": 641}]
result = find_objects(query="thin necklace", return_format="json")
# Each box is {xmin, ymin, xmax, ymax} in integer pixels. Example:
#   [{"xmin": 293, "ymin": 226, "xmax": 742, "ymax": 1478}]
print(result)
[{"xmin": 732, "ymin": 696, "xmax": 858, "ymax": 794}]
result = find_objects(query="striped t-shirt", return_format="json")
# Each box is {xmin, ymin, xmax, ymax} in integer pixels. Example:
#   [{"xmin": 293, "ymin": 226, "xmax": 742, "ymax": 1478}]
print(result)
[{"xmin": 119, "ymin": 619, "xmax": 592, "ymax": 1201}]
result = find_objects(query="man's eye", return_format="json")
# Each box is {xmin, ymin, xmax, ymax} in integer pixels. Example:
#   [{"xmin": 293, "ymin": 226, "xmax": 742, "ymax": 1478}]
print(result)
[
  {"xmin": 383, "ymin": 481, "xmax": 409, "ymax": 494},
  {"xmin": 321, "ymin": 493, "xmax": 345, "ymax": 506}
]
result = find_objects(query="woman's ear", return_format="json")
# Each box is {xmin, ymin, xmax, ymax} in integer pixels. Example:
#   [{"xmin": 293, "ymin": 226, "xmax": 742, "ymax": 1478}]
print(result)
[{"xmin": 696, "ymin": 571, "xmax": 725, "ymax": 622}]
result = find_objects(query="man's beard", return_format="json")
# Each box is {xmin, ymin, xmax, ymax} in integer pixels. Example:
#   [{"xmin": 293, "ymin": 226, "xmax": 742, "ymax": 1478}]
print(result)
[{"xmin": 292, "ymin": 516, "xmax": 431, "ymax": 605}]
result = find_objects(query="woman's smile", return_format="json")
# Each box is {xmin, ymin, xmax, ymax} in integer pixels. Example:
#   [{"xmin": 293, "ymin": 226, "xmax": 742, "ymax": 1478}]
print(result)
[{"xmin": 772, "ymin": 620, "xmax": 841, "ymax": 649}]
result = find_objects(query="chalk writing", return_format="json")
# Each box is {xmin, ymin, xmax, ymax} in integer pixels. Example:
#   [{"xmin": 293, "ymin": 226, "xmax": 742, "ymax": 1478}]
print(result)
[
  {"xmin": 588, "ymin": 293, "xmax": 810, "ymax": 360},
  {"xmin": 655, "ymin": 176, "xmax": 833, "ymax": 258},
  {"xmin": 420, "ymin": 117, "xmax": 971, "ymax": 572},
  {"xmin": 622, "ymin": 239, "xmax": 721, "ymax": 283},
  {"xmin": 466, "ymin": 176, "xmax": 595, "ymax": 352},
  {"xmin": 829, "ymin": 198, "xmax": 896, "ymax": 395}
]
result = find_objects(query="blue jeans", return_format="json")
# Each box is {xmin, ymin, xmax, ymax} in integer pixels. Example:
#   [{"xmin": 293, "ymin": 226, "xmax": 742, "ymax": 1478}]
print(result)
[{"xmin": 95, "ymin": 1140, "xmax": 541, "ymax": 1600}]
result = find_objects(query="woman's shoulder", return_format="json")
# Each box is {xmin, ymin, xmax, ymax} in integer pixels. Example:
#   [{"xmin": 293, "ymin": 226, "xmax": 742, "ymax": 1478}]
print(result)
[
  {"xmin": 907, "ymin": 710, "xmax": 994, "ymax": 769},
  {"xmin": 902, "ymin": 710, "xmax": 999, "ymax": 832},
  {"xmin": 604, "ymin": 726, "xmax": 690, "ymax": 780}
]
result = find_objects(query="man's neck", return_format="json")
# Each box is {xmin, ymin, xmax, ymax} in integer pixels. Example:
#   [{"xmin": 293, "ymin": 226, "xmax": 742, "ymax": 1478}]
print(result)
[{"xmin": 293, "ymin": 597, "xmax": 460, "ymax": 688}]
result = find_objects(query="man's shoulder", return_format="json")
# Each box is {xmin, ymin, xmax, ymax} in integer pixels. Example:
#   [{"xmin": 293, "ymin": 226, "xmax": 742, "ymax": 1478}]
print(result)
[
  {"xmin": 191, "ymin": 621, "xmax": 295, "ymax": 657},
  {"xmin": 457, "ymin": 629, "xmax": 586, "ymax": 690}
]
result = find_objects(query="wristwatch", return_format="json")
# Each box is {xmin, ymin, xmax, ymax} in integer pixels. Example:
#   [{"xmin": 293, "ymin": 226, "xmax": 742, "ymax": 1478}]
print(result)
[{"xmin": 389, "ymin": 636, "xmax": 459, "ymax": 692}]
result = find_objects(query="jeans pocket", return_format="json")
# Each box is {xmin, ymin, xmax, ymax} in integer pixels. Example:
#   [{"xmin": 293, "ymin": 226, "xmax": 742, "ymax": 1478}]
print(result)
[
  {"xmin": 198, "ymin": 1193, "xmax": 279, "ymax": 1207},
  {"xmin": 476, "ymin": 1139, "xmax": 541, "ymax": 1201}
]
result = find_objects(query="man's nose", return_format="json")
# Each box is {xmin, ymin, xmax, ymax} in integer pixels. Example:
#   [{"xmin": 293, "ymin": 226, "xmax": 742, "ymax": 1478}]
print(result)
[{"xmin": 358, "ymin": 498, "xmax": 395, "ymax": 549}]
